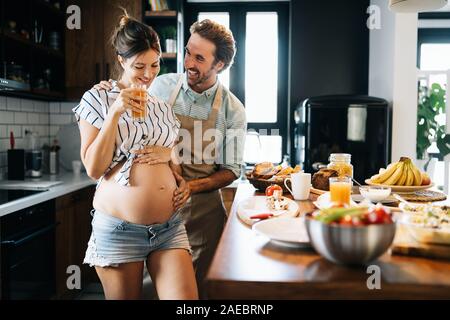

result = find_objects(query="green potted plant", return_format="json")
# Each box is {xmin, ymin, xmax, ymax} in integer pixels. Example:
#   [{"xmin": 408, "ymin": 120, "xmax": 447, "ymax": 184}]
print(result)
[
  {"xmin": 160, "ymin": 26, "xmax": 177, "ymax": 53},
  {"xmin": 416, "ymin": 82, "xmax": 450, "ymax": 171}
]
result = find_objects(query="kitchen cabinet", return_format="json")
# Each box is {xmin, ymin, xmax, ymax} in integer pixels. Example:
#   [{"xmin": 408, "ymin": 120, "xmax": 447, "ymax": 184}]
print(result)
[
  {"xmin": 65, "ymin": 0, "xmax": 142, "ymax": 100},
  {"xmin": 0, "ymin": 200, "xmax": 56, "ymax": 300},
  {"xmin": 0, "ymin": 0, "xmax": 66, "ymax": 100},
  {"xmin": 55, "ymin": 185, "xmax": 96, "ymax": 299}
]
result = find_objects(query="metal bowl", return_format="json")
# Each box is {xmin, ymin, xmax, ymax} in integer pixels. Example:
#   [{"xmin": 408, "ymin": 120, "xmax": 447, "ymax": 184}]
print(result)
[{"xmin": 305, "ymin": 215, "xmax": 396, "ymax": 265}]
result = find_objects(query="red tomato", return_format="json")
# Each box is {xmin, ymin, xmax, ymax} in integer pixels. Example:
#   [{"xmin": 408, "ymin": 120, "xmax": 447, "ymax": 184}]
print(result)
[
  {"xmin": 366, "ymin": 207, "xmax": 391, "ymax": 224},
  {"xmin": 265, "ymin": 184, "xmax": 283, "ymax": 197},
  {"xmin": 339, "ymin": 215, "xmax": 353, "ymax": 226}
]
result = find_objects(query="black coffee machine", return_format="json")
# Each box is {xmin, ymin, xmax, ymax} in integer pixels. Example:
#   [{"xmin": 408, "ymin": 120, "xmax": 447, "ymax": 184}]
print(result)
[{"xmin": 293, "ymin": 95, "xmax": 391, "ymax": 182}]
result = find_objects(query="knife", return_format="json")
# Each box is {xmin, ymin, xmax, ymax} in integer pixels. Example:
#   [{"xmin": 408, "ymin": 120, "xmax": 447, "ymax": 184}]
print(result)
[{"xmin": 10, "ymin": 131, "xmax": 15, "ymax": 149}]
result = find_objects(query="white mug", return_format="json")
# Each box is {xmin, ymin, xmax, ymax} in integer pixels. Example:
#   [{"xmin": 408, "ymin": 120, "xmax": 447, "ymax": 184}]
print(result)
[{"xmin": 284, "ymin": 172, "xmax": 311, "ymax": 200}]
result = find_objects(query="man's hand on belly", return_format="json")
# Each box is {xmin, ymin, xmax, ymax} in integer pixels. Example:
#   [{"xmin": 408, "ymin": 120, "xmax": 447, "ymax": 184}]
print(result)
[{"xmin": 173, "ymin": 171, "xmax": 191, "ymax": 211}]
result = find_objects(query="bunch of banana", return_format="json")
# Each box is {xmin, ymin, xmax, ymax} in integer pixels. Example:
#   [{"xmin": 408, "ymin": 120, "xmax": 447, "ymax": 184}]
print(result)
[{"xmin": 370, "ymin": 157, "xmax": 423, "ymax": 186}]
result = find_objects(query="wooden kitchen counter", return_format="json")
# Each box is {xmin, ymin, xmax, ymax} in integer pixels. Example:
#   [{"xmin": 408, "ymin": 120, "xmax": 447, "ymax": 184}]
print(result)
[{"xmin": 206, "ymin": 184, "xmax": 450, "ymax": 299}]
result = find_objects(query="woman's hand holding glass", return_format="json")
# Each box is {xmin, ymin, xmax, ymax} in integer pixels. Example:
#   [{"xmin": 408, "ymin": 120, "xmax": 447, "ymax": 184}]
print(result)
[{"xmin": 110, "ymin": 87, "xmax": 147, "ymax": 117}]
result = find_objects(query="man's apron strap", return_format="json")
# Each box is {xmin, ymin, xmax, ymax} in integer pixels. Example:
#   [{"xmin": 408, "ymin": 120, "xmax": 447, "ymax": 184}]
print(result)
[{"xmin": 168, "ymin": 75, "xmax": 184, "ymax": 107}]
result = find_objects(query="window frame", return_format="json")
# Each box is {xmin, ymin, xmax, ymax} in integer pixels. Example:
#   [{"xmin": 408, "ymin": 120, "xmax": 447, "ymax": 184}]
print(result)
[
  {"xmin": 184, "ymin": 2, "xmax": 290, "ymax": 163},
  {"xmin": 417, "ymin": 28, "xmax": 450, "ymax": 69},
  {"xmin": 417, "ymin": 17, "xmax": 450, "ymax": 162}
]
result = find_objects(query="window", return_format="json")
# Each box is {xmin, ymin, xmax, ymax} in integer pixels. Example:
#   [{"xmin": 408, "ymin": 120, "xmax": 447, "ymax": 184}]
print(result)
[
  {"xmin": 245, "ymin": 12, "xmax": 278, "ymax": 123},
  {"xmin": 417, "ymin": 26, "xmax": 450, "ymax": 190},
  {"xmin": 185, "ymin": 2, "xmax": 289, "ymax": 165},
  {"xmin": 420, "ymin": 43, "xmax": 450, "ymax": 70}
]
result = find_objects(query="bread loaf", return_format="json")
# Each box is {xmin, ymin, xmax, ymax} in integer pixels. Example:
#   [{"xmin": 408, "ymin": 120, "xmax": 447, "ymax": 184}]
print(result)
[{"xmin": 312, "ymin": 169, "xmax": 339, "ymax": 191}]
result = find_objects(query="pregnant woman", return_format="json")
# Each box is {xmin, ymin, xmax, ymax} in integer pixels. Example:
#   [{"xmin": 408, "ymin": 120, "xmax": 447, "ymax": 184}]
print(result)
[{"xmin": 73, "ymin": 12, "xmax": 197, "ymax": 300}]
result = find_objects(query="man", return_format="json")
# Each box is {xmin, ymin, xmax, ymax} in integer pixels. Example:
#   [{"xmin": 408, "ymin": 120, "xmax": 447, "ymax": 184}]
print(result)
[{"xmin": 96, "ymin": 19, "xmax": 246, "ymax": 297}]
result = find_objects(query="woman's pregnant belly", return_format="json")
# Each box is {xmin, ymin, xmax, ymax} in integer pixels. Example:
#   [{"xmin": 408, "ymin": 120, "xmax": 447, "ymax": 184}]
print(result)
[{"xmin": 93, "ymin": 161, "xmax": 178, "ymax": 225}]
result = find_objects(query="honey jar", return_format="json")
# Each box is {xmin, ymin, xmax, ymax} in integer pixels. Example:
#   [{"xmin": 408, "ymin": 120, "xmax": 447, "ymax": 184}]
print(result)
[{"xmin": 327, "ymin": 153, "xmax": 353, "ymax": 178}]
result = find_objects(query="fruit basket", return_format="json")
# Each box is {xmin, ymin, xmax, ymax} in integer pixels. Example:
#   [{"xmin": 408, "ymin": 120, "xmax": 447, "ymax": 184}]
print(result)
[{"xmin": 245, "ymin": 172, "xmax": 290, "ymax": 193}]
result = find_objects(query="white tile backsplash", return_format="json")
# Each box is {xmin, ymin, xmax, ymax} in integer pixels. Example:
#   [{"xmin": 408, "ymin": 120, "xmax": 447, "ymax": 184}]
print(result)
[
  {"xmin": 27, "ymin": 113, "xmax": 40, "ymax": 124},
  {"xmin": 50, "ymin": 102, "xmax": 60, "ymax": 114},
  {"xmin": 60, "ymin": 102, "xmax": 78, "ymax": 114},
  {"xmin": 0, "ymin": 139, "xmax": 11, "ymax": 150},
  {"xmin": 35, "ymin": 125, "xmax": 49, "ymax": 137},
  {"xmin": 21, "ymin": 99, "xmax": 35, "ymax": 112},
  {"xmin": 14, "ymin": 112, "xmax": 28, "ymax": 124},
  {"xmin": 34, "ymin": 101, "xmax": 47, "ymax": 113},
  {"xmin": 39, "ymin": 113, "xmax": 49, "ymax": 124},
  {"xmin": 50, "ymin": 114, "xmax": 73, "ymax": 125},
  {"xmin": 0, "ymin": 95, "xmax": 77, "ymax": 179},
  {"xmin": 0, "ymin": 125, "xmax": 7, "ymax": 138},
  {"xmin": 0, "ymin": 111, "xmax": 14, "ymax": 124},
  {"xmin": 6, "ymin": 97, "xmax": 21, "ymax": 111},
  {"xmin": 0, "ymin": 96, "xmax": 6, "ymax": 110}
]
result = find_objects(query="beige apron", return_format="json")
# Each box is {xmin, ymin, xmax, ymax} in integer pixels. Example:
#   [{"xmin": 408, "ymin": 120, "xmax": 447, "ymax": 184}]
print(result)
[{"xmin": 168, "ymin": 75, "xmax": 227, "ymax": 295}]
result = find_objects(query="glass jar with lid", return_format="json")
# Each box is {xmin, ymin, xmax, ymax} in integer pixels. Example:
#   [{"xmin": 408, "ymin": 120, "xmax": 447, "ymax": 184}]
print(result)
[{"xmin": 327, "ymin": 153, "xmax": 353, "ymax": 178}]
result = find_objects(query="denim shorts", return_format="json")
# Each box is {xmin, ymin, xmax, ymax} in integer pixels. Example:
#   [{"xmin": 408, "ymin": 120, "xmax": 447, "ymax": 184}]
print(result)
[{"xmin": 84, "ymin": 209, "xmax": 192, "ymax": 267}]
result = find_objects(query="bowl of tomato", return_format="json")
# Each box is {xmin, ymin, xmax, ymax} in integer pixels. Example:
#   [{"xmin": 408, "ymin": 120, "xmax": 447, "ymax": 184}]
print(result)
[{"xmin": 305, "ymin": 205, "xmax": 396, "ymax": 265}]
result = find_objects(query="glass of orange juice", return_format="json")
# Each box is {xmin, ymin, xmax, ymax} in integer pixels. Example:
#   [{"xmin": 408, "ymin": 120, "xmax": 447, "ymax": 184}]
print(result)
[
  {"xmin": 329, "ymin": 176, "xmax": 351, "ymax": 205},
  {"xmin": 131, "ymin": 83, "xmax": 147, "ymax": 123}
]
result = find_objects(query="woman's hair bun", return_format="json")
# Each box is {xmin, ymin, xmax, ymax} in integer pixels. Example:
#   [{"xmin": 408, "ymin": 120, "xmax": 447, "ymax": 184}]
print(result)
[{"xmin": 119, "ymin": 14, "xmax": 129, "ymax": 28}]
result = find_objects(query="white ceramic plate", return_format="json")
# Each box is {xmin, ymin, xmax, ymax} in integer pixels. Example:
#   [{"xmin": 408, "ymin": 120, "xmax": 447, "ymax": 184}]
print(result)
[
  {"xmin": 313, "ymin": 192, "xmax": 358, "ymax": 210},
  {"xmin": 397, "ymin": 213, "xmax": 450, "ymax": 245},
  {"xmin": 237, "ymin": 196, "xmax": 299, "ymax": 226},
  {"xmin": 252, "ymin": 217, "xmax": 310, "ymax": 248},
  {"xmin": 397, "ymin": 203, "xmax": 450, "ymax": 245},
  {"xmin": 364, "ymin": 179, "xmax": 433, "ymax": 193}
]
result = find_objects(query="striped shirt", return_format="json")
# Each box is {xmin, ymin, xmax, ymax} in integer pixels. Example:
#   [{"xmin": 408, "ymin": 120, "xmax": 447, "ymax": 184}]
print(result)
[
  {"xmin": 149, "ymin": 73, "xmax": 247, "ymax": 178},
  {"xmin": 72, "ymin": 81, "xmax": 180, "ymax": 186}
]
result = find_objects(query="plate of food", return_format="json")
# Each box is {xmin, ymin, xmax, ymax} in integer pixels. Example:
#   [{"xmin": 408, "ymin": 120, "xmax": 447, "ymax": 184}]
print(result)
[
  {"xmin": 237, "ymin": 194, "xmax": 300, "ymax": 226},
  {"xmin": 246, "ymin": 162, "xmax": 302, "ymax": 192},
  {"xmin": 365, "ymin": 157, "xmax": 433, "ymax": 193},
  {"xmin": 398, "ymin": 202, "xmax": 450, "ymax": 245},
  {"xmin": 365, "ymin": 179, "xmax": 433, "ymax": 193},
  {"xmin": 252, "ymin": 217, "xmax": 310, "ymax": 248}
]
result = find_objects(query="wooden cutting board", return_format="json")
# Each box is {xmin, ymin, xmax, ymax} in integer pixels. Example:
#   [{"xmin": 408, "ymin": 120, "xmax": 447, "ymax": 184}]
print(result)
[{"xmin": 391, "ymin": 225, "xmax": 450, "ymax": 260}]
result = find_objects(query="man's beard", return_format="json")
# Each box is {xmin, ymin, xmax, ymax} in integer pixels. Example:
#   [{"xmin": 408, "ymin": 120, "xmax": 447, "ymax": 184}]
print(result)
[{"xmin": 186, "ymin": 65, "xmax": 216, "ymax": 89}]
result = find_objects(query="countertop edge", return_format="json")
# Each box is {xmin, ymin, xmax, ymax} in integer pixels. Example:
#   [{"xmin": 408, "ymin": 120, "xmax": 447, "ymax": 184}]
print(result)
[{"xmin": 0, "ymin": 174, "xmax": 96, "ymax": 217}]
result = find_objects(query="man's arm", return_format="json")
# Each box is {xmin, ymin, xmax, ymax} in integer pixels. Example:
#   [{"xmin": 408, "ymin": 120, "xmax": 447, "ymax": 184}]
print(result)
[{"xmin": 188, "ymin": 169, "xmax": 236, "ymax": 194}]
